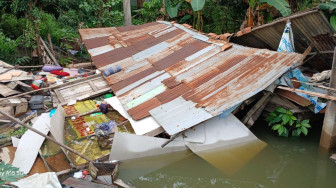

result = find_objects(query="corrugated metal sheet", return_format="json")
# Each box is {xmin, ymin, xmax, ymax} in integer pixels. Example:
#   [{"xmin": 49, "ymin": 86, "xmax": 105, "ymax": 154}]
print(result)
[
  {"xmin": 80, "ymin": 21, "xmax": 303, "ymax": 135},
  {"xmin": 275, "ymin": 89, "xmax": 312, "ymax": 107},
  {"xmin": 231, "ymin": 8, "xmax": 335, "ymax": 64}
]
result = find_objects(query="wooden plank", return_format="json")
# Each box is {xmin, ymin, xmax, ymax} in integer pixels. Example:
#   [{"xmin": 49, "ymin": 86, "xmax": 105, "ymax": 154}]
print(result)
[
  {"xmin": 62, "ymin": 177, "xmax": 113, "ymax": 188},
  {"xmin": 2, "ymin": 73, "xmax": 101, "ymax": 100},
  {"xmin": 88, "ymin": 80, "xmax": 98, "ymax": 91},
  {"xmin": 54, "ymin": 89, "xmax": 66, "ymax": 103},
  {"xmin": 52, "ymin": 76, "xmax": 109, "ymax": 105},
  {"xmin": 291, "ymin": 80, "xmax": 336, "ymax": 92},
  {"xmin": 6, "ymin": 82, "xmax": 18, "ymax": 89},
  {"xmin": 54, "ymin": 76, "xmax": 104, "ymax": 91},
  {"xmin": 15, "ymin": 98, "xmax": 28, "ymax": 116},
  {"xmin": 0, "ymin": 83, "xmax": 20, "ymax": 97},
  {"xmin": 16, "ymin": 81, "xmax": 34, "ymax": 92},
  {"xmin": 59, "ymin": 88, "xmax": 111, "ymax": 106},
  {"xmin": 40, "ymin": 36, "xmax": 59, "ymax": 66},
  {"xmin": 320, "ymin": 46, "xmax": 336, "ymax": 150},
  {"xmin": 67, "ymin": 62, "xmax": 93, "ymax": 69},
  {"xmin": 242, "ymin": 91, "xmax": 271, "ymax": 128},
  {"xmin": 246, "ymin": 96, "xmax": 271, "ymax": 128},
  {"xmin": 277, "ymin": 86, "xmax": 336, "ymax": 101}
]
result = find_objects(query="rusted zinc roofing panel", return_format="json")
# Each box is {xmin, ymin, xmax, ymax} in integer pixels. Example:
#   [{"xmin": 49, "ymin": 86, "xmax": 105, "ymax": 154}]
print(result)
[
  {"xmin": 80, "ymin": 21, "xmax": 303, "ymax": 135},
  {"xmin": 231, "ymin": 8, "xmax": 335, "ymax": 63},
  {"xmin": 275, "ymin": 89, "xmax": 312, "ymax": 107}
]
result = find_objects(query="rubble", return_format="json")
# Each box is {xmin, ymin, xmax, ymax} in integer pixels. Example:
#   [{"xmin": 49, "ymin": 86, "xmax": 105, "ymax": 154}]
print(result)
[{"xmin": 1, "ymin": 8, "xmax": 336, "ymax": 188}]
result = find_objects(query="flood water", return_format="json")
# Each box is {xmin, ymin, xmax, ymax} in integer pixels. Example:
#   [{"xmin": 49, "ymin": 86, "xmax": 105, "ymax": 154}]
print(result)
[{"xmin": 118, "ymin": 120, "xmax": 336, "ymax": 187}]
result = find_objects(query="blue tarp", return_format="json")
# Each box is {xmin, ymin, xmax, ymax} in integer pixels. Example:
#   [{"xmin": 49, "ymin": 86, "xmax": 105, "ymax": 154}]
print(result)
[{"xmin": 278, "ymin": 22, "xmax": 326, "ymax": 113}]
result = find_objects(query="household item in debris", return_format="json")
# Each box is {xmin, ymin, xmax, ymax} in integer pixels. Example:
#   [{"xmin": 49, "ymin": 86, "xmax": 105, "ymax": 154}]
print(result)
[
  {"xmin": 50, "ymin": 70, "xmax": 70, "ymax": 77},
  {"xmin": 31, "ymin": 79, "xmax": 43, "ymax": 90},
  {"xmin": 78, "ymin": 68, "xmax": 90, "ymax": 74},
  {"xmin": 99, "ymin": 120, "xmax": 116, "ymax": 132},
  {"xmin": 103, "ymin": 65, "xmax": 121, "ymax": 77},
  {"xmin": 99, "ymin": 102, "xmax": 109, "ymax": 114},
  {"xmin": 29, "ymin": 95, "xmax": 45, "ymax": 110},
  {"xmin": 105, "ymin": 93, "xmax": 113, "ymax": 99},
  {"xmin": 42, "ymin": 65, "xmax": 63, "ymax": 72}
]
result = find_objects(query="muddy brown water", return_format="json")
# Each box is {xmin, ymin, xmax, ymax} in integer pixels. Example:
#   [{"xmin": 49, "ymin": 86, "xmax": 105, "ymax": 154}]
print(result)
[{"xmin": 118, "ymin": 120, "xmax": 336, "ymax": 187}]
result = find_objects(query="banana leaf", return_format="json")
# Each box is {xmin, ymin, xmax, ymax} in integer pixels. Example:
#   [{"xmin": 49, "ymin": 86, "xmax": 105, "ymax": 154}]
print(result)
[
  {"xmin": 165, "ymin": 0, "xmax": 181, "ymax": 18},
  {"xmin": 190, "ymin": 0, "xmax": 205, "ymax": 11},
  {"xmin": 260, "ymin": 0, "xmax": 291, "ymax": 17},
  {"xmin": 319, "ymin": 2, "xmax": 336, "ymax": 12}
]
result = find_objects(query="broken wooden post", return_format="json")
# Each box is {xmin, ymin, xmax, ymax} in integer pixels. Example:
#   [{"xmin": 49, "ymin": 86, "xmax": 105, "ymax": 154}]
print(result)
[
  {"xmin": 242, "ymin": 91, "xmax": 271, "ymax": 128},
  {"xmin": 320, "ymin": 47, "xmax": 336, "ymax": 150},
  {"xmin": 0, "ymin": 110, "xmax": 94, "ymax": 163},
  {"xmin": 123, "ymin": 0, "xmax": 132, "ymax": 26},
  {"xmin": 40, "ymin": 36, "xmax": 60, "ymax": 66}
]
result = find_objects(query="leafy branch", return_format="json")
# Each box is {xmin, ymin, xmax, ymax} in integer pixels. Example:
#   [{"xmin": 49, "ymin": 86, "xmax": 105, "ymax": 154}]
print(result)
[
  {"xmin": 266, "ymin": 107, "xmax": 311, "ymax": 137},
  {"xmin": 0, "ymin": 161, "xmax": 26, "ymax": 185}
]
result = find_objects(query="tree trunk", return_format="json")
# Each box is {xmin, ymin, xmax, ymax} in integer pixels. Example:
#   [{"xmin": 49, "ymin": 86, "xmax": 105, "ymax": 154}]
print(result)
[
  {"xmin": 28, "ymin": 1, "xmax": 42, "ymax": 65},
  {"xmin": 123, "ymin": 0, "xmax": 132, "ymax": 26}
]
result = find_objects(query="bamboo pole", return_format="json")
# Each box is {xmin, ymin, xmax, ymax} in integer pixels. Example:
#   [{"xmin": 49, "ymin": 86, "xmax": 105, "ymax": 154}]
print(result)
[{"xmin": 0, "ymin": 110, "xmax": 94, "ymax": 163}]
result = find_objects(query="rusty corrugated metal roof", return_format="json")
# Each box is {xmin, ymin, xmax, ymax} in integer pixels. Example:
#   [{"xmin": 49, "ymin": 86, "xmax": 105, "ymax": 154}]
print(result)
[
  {"xmin": 231, "ymin": 8, "xmax": 335, "ymax": 67},
  {"xmin": 275, "ymin": 89, "xmax": 312, "ymax": 107},
  {"xmin": 80, "ymin": 21, "xmax": 303, "ymax": 135}
]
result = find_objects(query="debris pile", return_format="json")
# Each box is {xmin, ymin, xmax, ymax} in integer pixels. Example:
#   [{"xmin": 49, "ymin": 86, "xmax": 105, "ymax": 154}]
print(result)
[{"xmin": 1, "ymin": 8, "xmax": 336, "ymax": 188}]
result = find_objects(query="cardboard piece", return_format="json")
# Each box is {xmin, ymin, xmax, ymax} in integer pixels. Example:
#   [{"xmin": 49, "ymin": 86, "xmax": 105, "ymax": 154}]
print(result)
[
  {"xmin": 12, "ymin": 113, "xmax": 51, "ymax": 174},
  {"xmin": 0, "ymin": 83, "xmax": 20, "ymax": 97}
]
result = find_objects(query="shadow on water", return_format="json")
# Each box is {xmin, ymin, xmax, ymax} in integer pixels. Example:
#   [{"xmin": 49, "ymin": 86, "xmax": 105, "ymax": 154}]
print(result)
[{"xmin": 118, "ymin": 119, "xmax": 336, "ymax": 188}]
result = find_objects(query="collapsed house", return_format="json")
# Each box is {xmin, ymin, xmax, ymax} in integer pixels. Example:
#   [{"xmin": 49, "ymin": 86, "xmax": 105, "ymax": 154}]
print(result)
[
  {"xmin": 79, "ymin": 21, "xmax": 302, "ymax": 135},
  {"xmin": 1, "ymin": 8, "xmax": 335, "ymax": 187},
  {"xmin": 76, "ymin": 18, "xmax": 308, "ymax": 178}
]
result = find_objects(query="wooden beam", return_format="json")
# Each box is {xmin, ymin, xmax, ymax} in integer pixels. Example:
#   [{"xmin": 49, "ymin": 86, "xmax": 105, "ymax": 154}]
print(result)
[
  {"xmin": 250, "ymin": 9, "xmax": 320, "ymax": 32},
  {"xmin": 298, "ymin": 43, "xmax": 314, "ymax": 65},
  {"xmin": 40, "ymin": 37, "xmax": 59, "ymax": 66},
  {"xmin": 291, "ymin": 80, "xmax": 336, "ymax": 92},
  {"xmin": 320, "ymin": 46, "xmax": 336, "ymax": 150},
  {"xmin": 1, "ymin": 73, "xmax": 101, "ymax": 100},
  {"xmin": 308, "ymin": 51, "xmax": 334, "ymax": 55},
  {"xmin": 277, "ymin": 86, "xmax": 336, "ymax": 101},
  {"xmin": 242, "ymin": 91, "xmax": 271, "ymax": 128},
  {"xmin": 281, "ymin": 43, "xmax": 313, "ymax": 77}
]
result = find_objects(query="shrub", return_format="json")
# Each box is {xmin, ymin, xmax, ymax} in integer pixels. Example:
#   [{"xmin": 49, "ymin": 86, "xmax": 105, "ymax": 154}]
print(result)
[{"xmin": 266, "ymin": 107, "xmax": 311, "ymax": 137}]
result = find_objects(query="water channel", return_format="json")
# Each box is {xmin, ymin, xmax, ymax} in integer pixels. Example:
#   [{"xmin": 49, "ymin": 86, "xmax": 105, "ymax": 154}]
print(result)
[{"xmin": 118, "ymin": 120, "xmax": 336, "ymax": 187}]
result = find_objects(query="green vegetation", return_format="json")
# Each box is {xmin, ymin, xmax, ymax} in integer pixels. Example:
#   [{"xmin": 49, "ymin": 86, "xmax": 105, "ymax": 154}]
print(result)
[
  {"xmin": 319, "ymin": 0, "xmax": 336, "ymax": 30},
  {"xmin": 266, "ymin": 108, "xmax": 311, "ymax": 137},
  {"xmin": 0, "ymin": 0, "xmax": 331, "ymax": 66},
  {"xmin": 0, "ymin": 161, "xmax": 26, "ymax": 185},
  {"xmin": 9, "ymin": 126, "xmax": 28, "ymax": 137}
]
